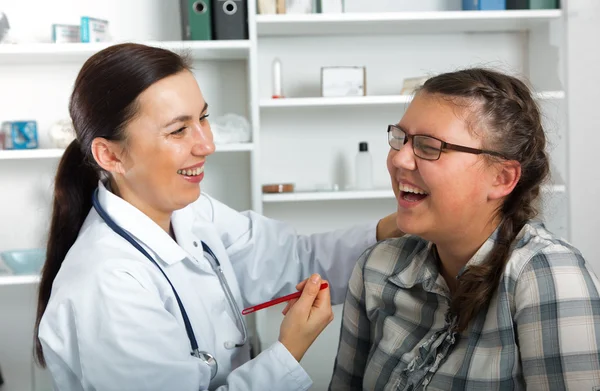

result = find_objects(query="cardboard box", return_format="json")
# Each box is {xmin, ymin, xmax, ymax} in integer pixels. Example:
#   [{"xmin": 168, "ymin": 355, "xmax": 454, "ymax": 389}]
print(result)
[
  {"xmin": 52, "ymin": 24, "xmax": 80, "ymax": 43},
  {"xmin": 81, "ymin": 17, "xmax": 110, "ymax": 43}
]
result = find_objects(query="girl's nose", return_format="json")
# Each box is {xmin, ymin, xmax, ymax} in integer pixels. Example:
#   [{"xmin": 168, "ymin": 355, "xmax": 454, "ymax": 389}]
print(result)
[{"xmin": 392, "ymin": 138, "xmax": 417, "ymax": 171}]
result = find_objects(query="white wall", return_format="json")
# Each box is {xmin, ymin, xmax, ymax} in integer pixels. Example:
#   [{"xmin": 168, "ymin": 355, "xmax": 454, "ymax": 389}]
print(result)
[{"xmin": 566, "ymin": 0, "xmax": 600, "ymax": 271}]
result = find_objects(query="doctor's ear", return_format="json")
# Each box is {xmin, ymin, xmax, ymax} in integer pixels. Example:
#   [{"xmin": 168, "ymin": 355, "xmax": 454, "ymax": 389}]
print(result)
[{"xmin": 91, "ymin": 137, "xmax": 127, "ymax": 174}]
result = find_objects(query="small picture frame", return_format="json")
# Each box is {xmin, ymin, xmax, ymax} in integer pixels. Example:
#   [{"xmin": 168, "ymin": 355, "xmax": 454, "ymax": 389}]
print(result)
[
  {"xmin": 285, "ymin": 0, "xmax": 313, "ymax": 14},
  {"xmin": 400, "ymin": 76, "xmax": 428, "ymax": 95},
  {"xmin": 321, "ymin": 66, "xmax": 366, "ymax": 97}
]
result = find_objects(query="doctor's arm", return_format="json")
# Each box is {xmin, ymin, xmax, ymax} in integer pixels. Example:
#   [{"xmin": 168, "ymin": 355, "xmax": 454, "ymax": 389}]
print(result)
[
  {"xmin": 39, "ymin": 265, "xmax": 318, "ymax": 391},
  {"xmin": 205, "ymin": 194, "xmax": 401, "ymax": 306}
]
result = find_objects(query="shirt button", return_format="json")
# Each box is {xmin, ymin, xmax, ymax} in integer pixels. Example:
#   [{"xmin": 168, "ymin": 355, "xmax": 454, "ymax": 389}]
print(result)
[{"xmin": 193, "ymin": 241, "xmax": 198, "ymax": 247}]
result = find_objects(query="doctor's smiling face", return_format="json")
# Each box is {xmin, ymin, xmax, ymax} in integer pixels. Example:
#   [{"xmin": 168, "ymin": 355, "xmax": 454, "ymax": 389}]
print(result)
[{"xmin": 95, "ymin": 70, "xmax": 215, "ymax": 222}]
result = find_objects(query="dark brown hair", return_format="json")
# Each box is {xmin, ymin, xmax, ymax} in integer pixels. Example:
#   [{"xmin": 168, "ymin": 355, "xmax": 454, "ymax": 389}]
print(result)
[
  {"xmin": 34, "ymin": 43, "xmax": 191, "ymax": 366},
  {"xmin": 420, "ymin": 68, "xmax": 550, "ymax": 331}
]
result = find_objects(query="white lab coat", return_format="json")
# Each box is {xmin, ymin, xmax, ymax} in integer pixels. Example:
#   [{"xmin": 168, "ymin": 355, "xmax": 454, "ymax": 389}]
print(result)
[{"xmin": 39, "ymin": 181, "xmax": 377, "ymax": 391}]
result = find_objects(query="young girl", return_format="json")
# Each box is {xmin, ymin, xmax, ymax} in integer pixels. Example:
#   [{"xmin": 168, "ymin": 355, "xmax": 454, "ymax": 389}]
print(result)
[{"xmin": 330, "ymin": 68, "xmax": 600, "ymax": 390}]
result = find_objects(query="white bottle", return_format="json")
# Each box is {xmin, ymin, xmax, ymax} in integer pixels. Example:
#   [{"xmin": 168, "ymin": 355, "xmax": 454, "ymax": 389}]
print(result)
[
  {"xmin": 355, "ymin": 142, "xmax": 373, "ymax": 190},
  {"xmin": 272, "ymin": 57, "xmax": 283, "ymax": 99}
]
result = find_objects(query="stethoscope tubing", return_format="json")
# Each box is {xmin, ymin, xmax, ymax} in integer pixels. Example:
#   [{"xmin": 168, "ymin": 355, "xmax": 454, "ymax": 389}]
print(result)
[{"xmin": 91, "ymin": 188, "xmax": 248, "ymax": 379}]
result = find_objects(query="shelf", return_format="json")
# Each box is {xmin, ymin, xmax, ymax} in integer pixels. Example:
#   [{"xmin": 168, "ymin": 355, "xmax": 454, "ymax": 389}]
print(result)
[
  {"xmin": 0, "ymin": 149, "xmax": 64, "ymax": 160},
  {"xmin": 0, "ymin": 143, "xmax": 254, "ymax": 160},
  {"xmin": 215, "ymin": 142, "xmax": 255, "ymax": 152},
  {"xmin": 261, "ymin": 95, "xmax": 412, "ymax": 108},
  {"xmin": 260, "ymin": 91, "xmax": 565, "ymax": 109},
  {"xmin": 263, "ymin": 189, "xmax": 395, "ymax": 202},
  {"xmin": 263, "ymin": 184, "xmax": 566, "ymax": 203},
  {"xmin": 0, "ymin": 40, "xmax": 251, "ymax": 64},
  {"xmin": 256, "ymin": 10, "xmax": 562, "ymax": 36},
  {"xmin": 0, "ymin": 275, "xmax": 40, "ymax": 286}
]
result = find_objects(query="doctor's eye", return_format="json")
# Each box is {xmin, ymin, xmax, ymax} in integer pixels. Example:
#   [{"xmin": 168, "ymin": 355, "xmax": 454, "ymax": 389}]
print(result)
[
  {"xmin": 171, "ymin": 127, "xmax": 186, "ymax": 135},
  {"xmin": 200, "ymin": 113, "xmax": 210, "ymax": 122}
]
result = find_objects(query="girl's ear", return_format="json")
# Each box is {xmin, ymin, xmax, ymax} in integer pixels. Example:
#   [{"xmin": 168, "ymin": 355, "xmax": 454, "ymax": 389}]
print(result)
[{"xmin": 488, "ymin": 160, "xmax": 521, "ymax": 201}]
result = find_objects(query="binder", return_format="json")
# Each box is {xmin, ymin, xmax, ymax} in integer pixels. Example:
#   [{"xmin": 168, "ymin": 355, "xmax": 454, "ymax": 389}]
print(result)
[
  {"xmin": 180, "ymin": 0, "xmax": 212, "ymax": 40},
  {"xmin": 211, "ymin": 0, "xmax": 248, "ymax": 40},
  {"xmin": 462, "ymin": 0, "xmax": 506, "ymax": 10},
  {"xmin": 506, "ymin": 0, "xmax": 557, "ymax": 8}
]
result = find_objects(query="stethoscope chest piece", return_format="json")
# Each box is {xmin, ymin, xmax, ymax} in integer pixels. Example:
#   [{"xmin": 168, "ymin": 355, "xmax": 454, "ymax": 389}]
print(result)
[{"xmin": 195, "ymin": 350, "xmax": 218, "ymax": 380}]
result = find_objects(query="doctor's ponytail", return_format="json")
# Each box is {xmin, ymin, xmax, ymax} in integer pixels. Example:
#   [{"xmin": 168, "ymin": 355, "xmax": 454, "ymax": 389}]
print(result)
[
  {"xmin": 34, "ymin": 43, "xmax": 191, "ymax": 367},
  {"xmin": 34, "ymin": 139, "xmax": 99, "ymax": 366}
]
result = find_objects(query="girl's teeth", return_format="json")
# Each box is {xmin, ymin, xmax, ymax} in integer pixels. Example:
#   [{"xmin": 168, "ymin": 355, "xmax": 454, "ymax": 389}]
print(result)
[{"xmin": 399, "ymin": 184, "xmax": 428, "ymax": 195}]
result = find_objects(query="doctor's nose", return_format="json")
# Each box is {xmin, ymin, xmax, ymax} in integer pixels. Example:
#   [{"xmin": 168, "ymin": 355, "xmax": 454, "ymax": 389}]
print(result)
[{"xmin": 192, "ymin": 123, "xmax": 215, "ymax": 156}]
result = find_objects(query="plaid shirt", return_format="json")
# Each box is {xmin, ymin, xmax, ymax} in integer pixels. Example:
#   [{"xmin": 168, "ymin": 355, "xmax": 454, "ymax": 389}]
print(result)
[{"xmin": 330, "ymin": 221, "xmax": 600, "ymax": 391}]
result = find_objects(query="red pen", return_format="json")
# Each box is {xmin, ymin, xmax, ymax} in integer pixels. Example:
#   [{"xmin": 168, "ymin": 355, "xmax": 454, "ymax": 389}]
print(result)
[{"xmin": 242, "ymin": 282, "xmax": 329, "ymax": 315}]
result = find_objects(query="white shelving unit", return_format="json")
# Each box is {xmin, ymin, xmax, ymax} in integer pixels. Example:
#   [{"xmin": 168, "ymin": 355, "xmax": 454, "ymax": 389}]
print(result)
[
  {"xmin": 260, "ymin": 91, "xmax": 565, "ymax": 108},
  {"xmin": 0, "ymin": 275, "xmax": 40, "ymax": 286},
  {"xmin": 262, "ymin": 184, "xmax": 566, "ymax": 203},
  {"xmin": 263, "ymin": 188, "xmax": 395, "ymax": 202},
  {"xmin": 254, "ymin": 7, "xmax": 569, "ymax": 389},
  {"xmin": 0, "ymin": 2, "xmax": 263, "ymax": 386},
  {"xmin": 256, "ymin": 10, "xmax": 561, "ymax": 36},
  {"xmin": 0, "ymin": 143, "xmax": 254, "ymax": 160},
  {"xmin": 0, "ymin": 40, "xmax": 251, "ymax": 63},
  {"xmin": 0, "ymin": 148, "xmax": 65, "ymax": 160},
  {"xmin": 0, "ymin": 3, "xmax": 570, "ymax": 390}
]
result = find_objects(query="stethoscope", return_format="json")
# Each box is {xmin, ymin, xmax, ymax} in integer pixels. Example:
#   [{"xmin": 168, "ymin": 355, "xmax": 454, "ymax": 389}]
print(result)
[{"xmin": 92, "ymin": 188, "xmax": 248, "ymax": 380}]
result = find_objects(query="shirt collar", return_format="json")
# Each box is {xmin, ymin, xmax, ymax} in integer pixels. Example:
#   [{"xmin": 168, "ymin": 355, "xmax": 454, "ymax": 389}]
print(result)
[
  {"xmin": 388, "ymin": 225, "xmax": 501, "ymax": 292},
  {"xmin": 95, "ymin": 181, "xmax": 189, "ymax": 265},
  {"xmin": 387, "ymin": 239, "xmax": 439, "ymax": 290}
]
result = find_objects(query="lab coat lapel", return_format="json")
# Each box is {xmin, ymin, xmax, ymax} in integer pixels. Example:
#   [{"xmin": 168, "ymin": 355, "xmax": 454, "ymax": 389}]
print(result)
[
  {"xmin": 184, "ymin": 204, "xmax": 245, "ymax": 310},
  {"xmin": 96, "ymin": 182, "xmax": 188, "ymax": 266},
  {"xmin": 170, "ymin": 205, "xmax": 215, "ymax": 275}
]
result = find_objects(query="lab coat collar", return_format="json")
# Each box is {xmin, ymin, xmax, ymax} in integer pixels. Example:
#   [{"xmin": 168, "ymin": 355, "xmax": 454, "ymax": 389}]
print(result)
[{"xmin": 96, "ymin": 181, "xmax": 189, "ymax": 266}]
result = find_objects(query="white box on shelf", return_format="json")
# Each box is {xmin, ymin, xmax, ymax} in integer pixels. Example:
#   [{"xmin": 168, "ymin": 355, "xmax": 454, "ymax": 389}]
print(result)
[
  {"xmin": 321, "ymin": 66, "xmax": 366, "ymax": 97},
  {"xmin": 285, "ymin": 0, "xmax": 313, "ymax": 14},
  {"xmin": 52, "ymin": 24, "xmax": 80, "ymax": 43},
  {"xmin": 319, "ymin": 0, "xmax": 344, "ymax": 13},
  {"xmin": 258, "ymin": 0, "xmax": 277, "ymax": 14},
  {"xmin": 80, "ymin": 16, "xmax": 110, "ymax": 43}
]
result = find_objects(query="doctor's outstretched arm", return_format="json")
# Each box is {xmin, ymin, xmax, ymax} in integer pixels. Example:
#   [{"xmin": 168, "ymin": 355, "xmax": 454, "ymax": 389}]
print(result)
[
  {"xmin": 39, "ymin": 265, "xmax": 332, "ymax": 391},
  {"xmin": 202, "ymin": 194, "xmax": 401, "ymax": 307}
]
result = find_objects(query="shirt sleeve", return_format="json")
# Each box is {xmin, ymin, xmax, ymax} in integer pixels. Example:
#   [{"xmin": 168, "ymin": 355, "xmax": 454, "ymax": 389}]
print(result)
[
  {"xmin": 204, "ymin": 194, "xmax": 378, "ymax": 306},
  {"xmin": 514, "ymin": 249, "xmax": 600, "ymax": 390},
  {"xmin": 328, "ymin": 247, "xmax": 374, "ymax": 391}
]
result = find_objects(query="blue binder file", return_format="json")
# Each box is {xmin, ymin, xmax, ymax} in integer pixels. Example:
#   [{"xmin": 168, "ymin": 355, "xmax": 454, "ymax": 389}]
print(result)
[{"xmin": 463, "ymin": 0, "xmax": 506, "ymax": 10}]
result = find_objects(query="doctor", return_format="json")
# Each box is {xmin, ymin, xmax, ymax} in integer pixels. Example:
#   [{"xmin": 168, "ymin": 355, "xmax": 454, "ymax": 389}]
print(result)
[{"xmin": 34, "ymin": 43, "xmax": 401, "ymax": 391}]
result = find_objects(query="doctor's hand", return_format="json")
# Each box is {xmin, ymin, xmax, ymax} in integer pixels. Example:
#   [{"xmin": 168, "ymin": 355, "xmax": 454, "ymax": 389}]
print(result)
[{"xmin": 278, "ymin": 274, "xmax": 334, "ymax": 362}]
